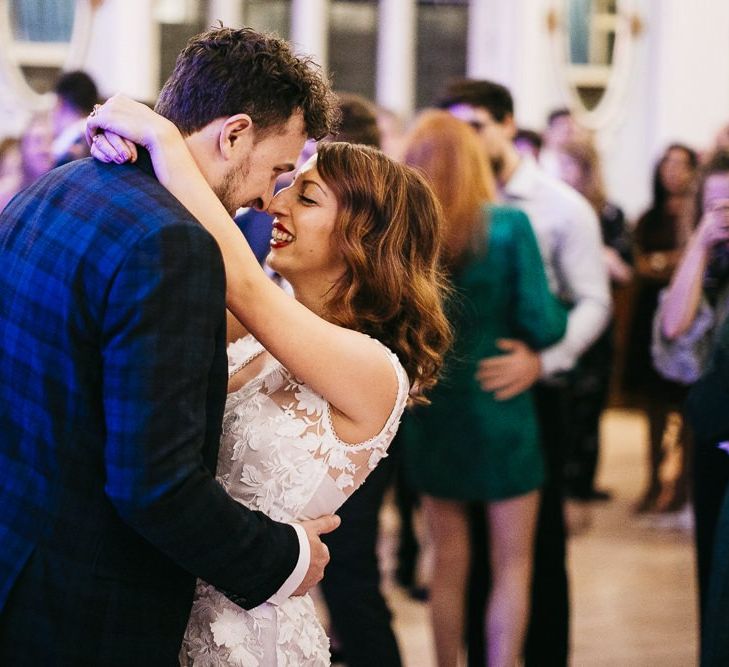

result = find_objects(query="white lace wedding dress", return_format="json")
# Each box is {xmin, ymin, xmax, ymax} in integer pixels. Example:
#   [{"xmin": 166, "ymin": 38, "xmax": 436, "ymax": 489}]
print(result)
[{"xmin": 179, "ymin": 334, "xmax": 409, "ymax": 667}]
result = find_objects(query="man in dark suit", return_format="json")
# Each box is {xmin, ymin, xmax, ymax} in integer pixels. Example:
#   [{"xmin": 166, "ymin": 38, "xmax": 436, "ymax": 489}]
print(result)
[{"xmin": 0, "ymin": 27, "xmax": 339, "ymax": 666}]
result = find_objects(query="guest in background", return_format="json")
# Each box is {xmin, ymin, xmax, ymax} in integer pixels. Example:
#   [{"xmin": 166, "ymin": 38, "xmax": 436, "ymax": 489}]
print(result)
[
  {"xmin": 401, "ymin": 109, "xmax": 567, "ymax": 667},
  {"xmin": 625, "ymin": 143, "xmax": 699, "ymax": 516},
  {"xmin": 554, "ymin": 137, "xmax": 633, "ymax": 502},
  {"xmin": 0, "ymin": 137, "xmax": 21, "ymax": 211},
  {"xmin": 439, "ymin": 79, "xmax": 610, "ymax": 667},
  {"xmin": 0, "ymin": 116, "xmax": 53, "ymax": 211},
  {"xmin": 540, "ymin": 107, "xmax": 582, "ymax": 177},
  {"xmin": 327, "ymin": 92, "xmax": 381, "ymax": 147},
  {"xmin": 712, "ymin": 122, "xmax": 729, "ymax": 154},
  {"xmin": 545, "ymin": 108, "xmax": 578, "ymax": 147},
  {"xmin": 376, "ymin": 105, "xmax": 406, "ymax": 160},
  {"xmin": 19, "ymin": 114, "xmax": 54, "ymax": 191},
  {"xmin": 514, "ymin": 128, "xmax": 543, "ymax": 160},
  {"xmin": 232, "ymin": 207, "xmax": 277, "ymax": 265},
  {"xmin": 653, "ymin": 151, "xmax": 729, "ymax": 635},
  {"xmin": 687, "ymin": 315, "xmax": 729, "ymax": 667},
  {"xmin": 50, "ymin": 70, "xmax": 99, "ymax": 167}
]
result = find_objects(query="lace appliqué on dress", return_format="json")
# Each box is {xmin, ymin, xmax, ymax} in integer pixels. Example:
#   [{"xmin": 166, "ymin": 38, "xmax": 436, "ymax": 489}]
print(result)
[{"xmin": 180, "ymin": 334, "xmax": 410, "ymax": 666}]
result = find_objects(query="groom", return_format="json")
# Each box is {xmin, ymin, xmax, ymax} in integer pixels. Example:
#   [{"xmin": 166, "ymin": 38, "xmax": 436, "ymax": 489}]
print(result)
[{"xmin": 0, "ymin": 27, "xmax": 339, "ymax": 665}]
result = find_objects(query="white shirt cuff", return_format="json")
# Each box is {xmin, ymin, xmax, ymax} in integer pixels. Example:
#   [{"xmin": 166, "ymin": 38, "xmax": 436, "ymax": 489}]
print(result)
[
  {"xmin": 539, "ymin": 346, "xmax": 575, "ymax": 379},
  {"xmin": 266, "ymin": 523, "xmax": 310, "ymax": 606}
]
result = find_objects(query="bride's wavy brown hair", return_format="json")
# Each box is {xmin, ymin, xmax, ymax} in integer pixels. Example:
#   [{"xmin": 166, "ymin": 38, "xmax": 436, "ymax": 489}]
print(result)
[{"xmin": 315, "ymin": 142, "xmax": 453, "ymax": 404}]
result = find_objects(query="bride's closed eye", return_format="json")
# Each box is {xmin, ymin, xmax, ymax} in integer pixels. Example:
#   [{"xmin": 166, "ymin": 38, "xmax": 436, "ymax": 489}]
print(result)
[{"xmin": 298, "ymin": 194, "xmax": 317, "ymax": 206}]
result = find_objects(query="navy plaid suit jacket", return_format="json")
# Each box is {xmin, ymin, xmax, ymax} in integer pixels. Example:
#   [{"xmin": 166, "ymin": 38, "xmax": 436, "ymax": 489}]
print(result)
[{"xmin": 0, "ymin": 155, "xmax": 298, "ymax": 665}]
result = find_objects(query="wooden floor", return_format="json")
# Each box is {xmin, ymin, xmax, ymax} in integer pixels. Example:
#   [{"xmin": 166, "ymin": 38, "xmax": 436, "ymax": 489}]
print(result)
[{"xmin": 362, "ymin": 408, "xmax": 698, "ymax": 666}]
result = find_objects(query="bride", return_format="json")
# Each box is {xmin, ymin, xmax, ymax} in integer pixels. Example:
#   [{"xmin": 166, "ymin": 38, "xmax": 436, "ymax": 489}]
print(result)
[{"xmin": 87, "ymin": 96, "xmax": 452, "ymax": 666}]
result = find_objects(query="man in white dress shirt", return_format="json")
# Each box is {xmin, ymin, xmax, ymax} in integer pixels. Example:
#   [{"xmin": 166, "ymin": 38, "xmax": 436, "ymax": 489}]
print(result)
[{"xmin": 440, "ymin": 79, "xmax": 610, "ymax": 667}]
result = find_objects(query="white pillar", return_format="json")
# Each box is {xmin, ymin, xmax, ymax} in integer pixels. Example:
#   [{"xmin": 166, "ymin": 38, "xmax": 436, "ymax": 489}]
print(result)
[
  {"xmin": 83, "ymin": 0, "xmax": 159, "ymax": 101},
  {"xmin": 290, "ymin": 0, "xmax": 329, "ymax": 69},
  {"xmin": 376, "ymin": 0, "xmax": 416, "ymax": 119},
  {"xmin": 207, "ymin": 0, "xmax": 244, "ymax": 28}
]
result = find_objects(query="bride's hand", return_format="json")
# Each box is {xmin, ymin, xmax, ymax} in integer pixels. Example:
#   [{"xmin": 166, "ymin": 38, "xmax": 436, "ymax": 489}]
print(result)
[
  {"xmin": 88, "ymin": 125, "xmax": 138, "ymax": 165},
  {"xmin": 86, "ymin": 93, "xmax": 187, "ymax": 184}
]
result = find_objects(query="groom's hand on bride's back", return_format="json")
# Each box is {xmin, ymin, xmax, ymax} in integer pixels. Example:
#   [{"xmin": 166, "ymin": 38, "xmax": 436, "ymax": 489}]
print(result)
[{"xmin": 293, "ymin": 514, "xmax": 341, "ymax": 595}]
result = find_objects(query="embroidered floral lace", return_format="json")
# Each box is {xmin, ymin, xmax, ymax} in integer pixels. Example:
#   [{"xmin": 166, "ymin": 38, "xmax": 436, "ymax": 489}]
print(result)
[{"xmin": 180, "ymin": 334, "xmax": 409, "ymax": 666}]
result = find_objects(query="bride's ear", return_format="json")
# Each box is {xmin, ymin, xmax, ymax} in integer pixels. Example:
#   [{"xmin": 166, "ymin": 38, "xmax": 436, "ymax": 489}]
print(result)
[{"xmin": 219, "ymin": 114, "xmax": 254, "ymax": 160}]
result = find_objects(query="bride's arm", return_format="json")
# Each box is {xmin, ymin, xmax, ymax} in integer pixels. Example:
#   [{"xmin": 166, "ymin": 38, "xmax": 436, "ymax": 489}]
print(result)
[
  {"xmin": 227, "ymin": 310, "xmax": 249, "ymax": 346},
  {"xmin": 88, "ymin": 96, "xmax": 397, "ymax": 437}
]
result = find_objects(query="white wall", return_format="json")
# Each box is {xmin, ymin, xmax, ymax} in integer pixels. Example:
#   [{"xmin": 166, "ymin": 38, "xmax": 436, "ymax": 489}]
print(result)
[
  {"xmin": 646, "ymin": 0, "xmax": 729, "ymax": 155},
  {"xmin": 469, "ymin": 0, "xmax": 729, "ymax": 221}
]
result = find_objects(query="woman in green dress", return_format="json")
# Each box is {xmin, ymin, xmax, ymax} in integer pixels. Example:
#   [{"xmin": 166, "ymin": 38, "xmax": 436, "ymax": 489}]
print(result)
[{"xmin": 401, "ymin": 111, "xmax": 567, "ymax": 667}]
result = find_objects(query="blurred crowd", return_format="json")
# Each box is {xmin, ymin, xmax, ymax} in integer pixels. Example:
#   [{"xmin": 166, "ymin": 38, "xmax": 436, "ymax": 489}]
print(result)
[
  {"xmin": 0, "ymin": 70, "xmax": 98, "ymax": 210},
  {"xmin": 5, "ymin": 67, "xmax": 729, "ymax": 667}
]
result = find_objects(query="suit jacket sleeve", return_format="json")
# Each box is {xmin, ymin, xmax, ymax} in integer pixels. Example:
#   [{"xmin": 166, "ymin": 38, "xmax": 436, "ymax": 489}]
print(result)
[{"xmin": 101, "ymin": 221, "xmax": 298, "ymax": 609}]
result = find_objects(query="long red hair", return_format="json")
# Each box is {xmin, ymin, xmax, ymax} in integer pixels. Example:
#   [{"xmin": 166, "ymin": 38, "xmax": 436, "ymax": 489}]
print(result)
[{"xmin": 402, "ymin": 109, "xmax": 497, "ymax": 268}]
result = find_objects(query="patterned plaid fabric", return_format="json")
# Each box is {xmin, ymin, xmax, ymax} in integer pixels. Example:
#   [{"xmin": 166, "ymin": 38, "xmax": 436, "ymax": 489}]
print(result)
[{"xmin": 0, "ymin": 156, "xmax": 298, "ymax": 665}]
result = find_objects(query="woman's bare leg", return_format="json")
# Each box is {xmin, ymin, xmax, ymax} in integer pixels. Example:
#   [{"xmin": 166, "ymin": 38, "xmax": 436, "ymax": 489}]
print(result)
[
  {"xmin": 486, "ymin": 491, "xmax": 540, "ymax": 667},
  {"xmin": 423, "ymin": 496, "xmax": 470, "ymax": 667}
]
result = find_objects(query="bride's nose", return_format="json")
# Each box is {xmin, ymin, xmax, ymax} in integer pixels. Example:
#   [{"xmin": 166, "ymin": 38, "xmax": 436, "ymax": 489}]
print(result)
[{"xmin": 266, "ymin": 186, "xmax": 291, "ymax": 216}]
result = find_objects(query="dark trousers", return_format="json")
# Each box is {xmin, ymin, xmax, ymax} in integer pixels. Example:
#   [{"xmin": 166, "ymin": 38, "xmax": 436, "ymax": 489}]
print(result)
[
  {"xmin": 693, "ymin": 439, "xmax": 729, "ymax": 631},
  {"xmin": 703, "ymin": 482, "xmax": 729, "ymax": 666},
  {"xmin": 466, "ymin": 382, "xmax": 570, "ymax": 667},
  {"xmin": 320, "ymin": 441, "xmax": 402, "ymax": 667},
  {"xmin": 564, "ymin": 332, "xmax": 611, "ymax": 499},
  {"xmin": 393, "ymin": 463, "xmax": 420, "ymax": 588}
]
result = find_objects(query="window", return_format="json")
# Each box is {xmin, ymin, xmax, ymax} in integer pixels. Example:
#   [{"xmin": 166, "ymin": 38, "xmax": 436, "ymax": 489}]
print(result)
[
  {"xmin": 416, "ymin": 0, "xmax": 467, "ymax": 109},
  {"xmin": 328, "ymin": 0, "xmax": 377, "ymax": 99},
  {"xmin": 566, "ymin": 0, "xmax": 618, "ymax": 110}
]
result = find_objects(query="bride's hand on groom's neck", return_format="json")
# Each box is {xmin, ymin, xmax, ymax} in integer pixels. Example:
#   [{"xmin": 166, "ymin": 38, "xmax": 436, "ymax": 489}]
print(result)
[
  {"xmin": 89, "ymin": 130, "xmax": 137, "ymax": 165},
  {"xmin": 87, "ymin": 94, "xmax": 185, "ymax": 178}
]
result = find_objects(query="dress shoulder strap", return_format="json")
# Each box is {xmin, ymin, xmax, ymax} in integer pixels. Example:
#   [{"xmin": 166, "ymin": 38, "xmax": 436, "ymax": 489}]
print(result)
[{"xmin": 227, "ymin": 334, "xmax": 266, "ymax": 377}]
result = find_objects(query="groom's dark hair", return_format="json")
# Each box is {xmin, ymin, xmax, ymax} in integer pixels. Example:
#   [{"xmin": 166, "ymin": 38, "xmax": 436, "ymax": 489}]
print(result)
[{"xmin": 156, "ymin": 26, "xmax": 338, "ymax": 140}]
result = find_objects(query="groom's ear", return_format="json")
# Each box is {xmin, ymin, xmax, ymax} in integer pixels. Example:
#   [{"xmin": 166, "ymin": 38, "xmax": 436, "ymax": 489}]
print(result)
[{"xmin": 219, "ymin": 114, "xmax": 254, "ymax": 160}]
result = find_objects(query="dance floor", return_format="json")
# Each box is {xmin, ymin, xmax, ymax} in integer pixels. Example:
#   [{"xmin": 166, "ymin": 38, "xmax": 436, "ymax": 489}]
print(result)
[{"xmin": 318, "ymin": 408, "xmax": 698, "ymax": 666}]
